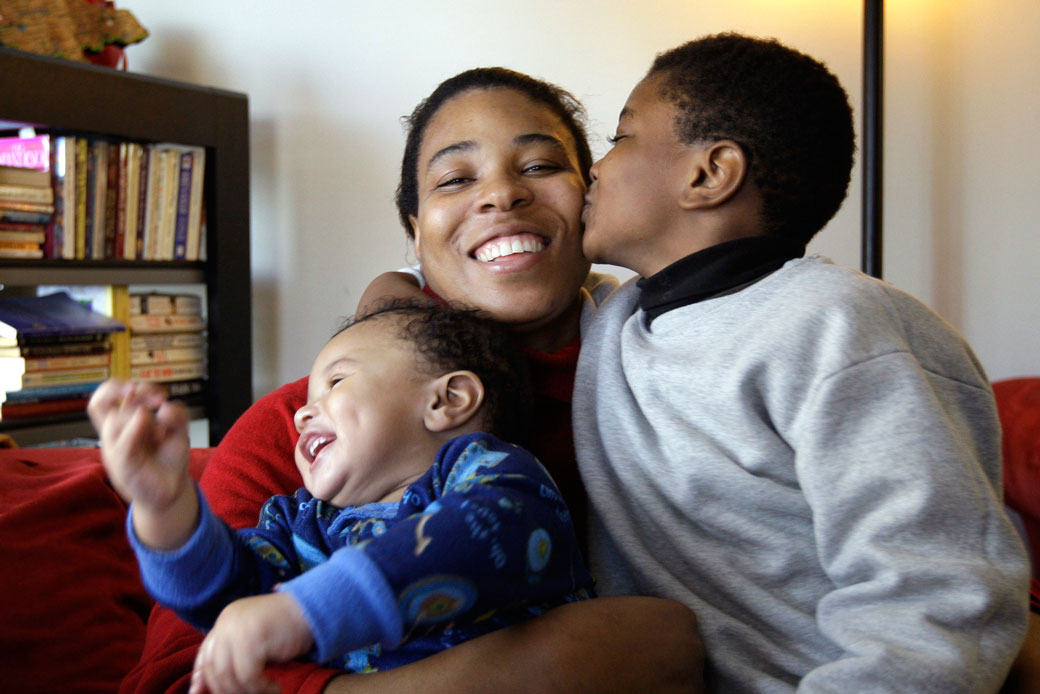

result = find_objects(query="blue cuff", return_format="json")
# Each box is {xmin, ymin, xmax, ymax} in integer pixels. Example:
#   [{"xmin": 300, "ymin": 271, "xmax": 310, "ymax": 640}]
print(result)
[
  {"xmin": 278, "ymin": 546, "xmax": 403, "ymax": 663},
  {"xmin": 127, "ymin": 487, "xmax": 235, "ymax": 609}
]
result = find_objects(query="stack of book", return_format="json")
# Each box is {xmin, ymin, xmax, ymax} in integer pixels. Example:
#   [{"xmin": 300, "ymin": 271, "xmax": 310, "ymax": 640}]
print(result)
[
  {"xmin": 0, "ymin": 135, "xmax": 53, "ymax": 257},
  {"xmin": 128, "ymin": 292, "xmax": 207, "ymax": 400},
  {"xmin": 0, "ymin": 132, "xmax": 206, "ymax": 262},
  {"xmin": 0, "ymin": 292, "xmax": 126, "ymax": 420}
]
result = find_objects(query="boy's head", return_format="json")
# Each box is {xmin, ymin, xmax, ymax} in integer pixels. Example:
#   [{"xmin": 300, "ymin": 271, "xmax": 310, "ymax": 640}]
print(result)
[
  {"xmin": 582, "ymin": 33, "xmax": 855, "ymax": 276},
  {"xmin": 293, "ymin": 300, "xmax": 531, "ymax": 507}
]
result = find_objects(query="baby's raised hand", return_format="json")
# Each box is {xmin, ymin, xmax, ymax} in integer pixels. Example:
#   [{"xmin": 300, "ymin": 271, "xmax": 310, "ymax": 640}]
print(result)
[
  {"xmin": 89, "ymin": 380, "xmax": 192, "ymax": 524},
  {"xmin": 190, "ymin": 593, "xmax": 314, "ymax": 694}
]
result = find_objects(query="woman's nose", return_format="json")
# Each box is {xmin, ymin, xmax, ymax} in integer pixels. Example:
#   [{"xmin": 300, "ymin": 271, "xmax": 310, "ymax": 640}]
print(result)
[{"xmin": 478, "ymin": 174, "xmax": 531, "ymax": 212}]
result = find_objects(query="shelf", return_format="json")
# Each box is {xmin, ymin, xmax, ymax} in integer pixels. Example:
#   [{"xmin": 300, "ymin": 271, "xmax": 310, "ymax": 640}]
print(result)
[
  {"xmin": 0, "ymin": 260, "xmax": 205, "ymax": 286},
  {"xmin": 0, "ymin": 46, "xmax": 252, "ymax": 445}
]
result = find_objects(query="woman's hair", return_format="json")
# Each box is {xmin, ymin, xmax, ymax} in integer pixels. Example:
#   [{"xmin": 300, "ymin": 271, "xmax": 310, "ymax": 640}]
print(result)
[
  {"xmin": 341, "ymin": 299, "xmax": 534, "ymax": 445},
  {"xmin": 649, "ymin": 33, "xmax": 855, "ymax": 245},
  {"xmin": 395, "ymin": 67, "xmax": 593, "ymax": 238}
]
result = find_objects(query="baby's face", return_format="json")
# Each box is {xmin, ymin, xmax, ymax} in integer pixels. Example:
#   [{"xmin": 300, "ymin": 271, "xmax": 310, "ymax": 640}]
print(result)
[{"xmin": 292, "ymin": 317, "xmax": 434, "ymax": 507}]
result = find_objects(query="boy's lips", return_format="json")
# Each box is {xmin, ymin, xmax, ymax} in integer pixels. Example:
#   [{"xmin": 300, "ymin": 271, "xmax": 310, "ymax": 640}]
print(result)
[{"xmin": 299, "ymin": 431, "xmax": 335, "ymax": 465}]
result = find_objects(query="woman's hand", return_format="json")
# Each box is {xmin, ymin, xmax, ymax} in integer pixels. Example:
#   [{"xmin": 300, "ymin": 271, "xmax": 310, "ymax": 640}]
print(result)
[
  {"xmin": 190, "ymin": 593, "xmax": 314, "ymax": 694},
  {"xmin": 356, "ymin": 271, "xmax": 430, "ymax": 316}
]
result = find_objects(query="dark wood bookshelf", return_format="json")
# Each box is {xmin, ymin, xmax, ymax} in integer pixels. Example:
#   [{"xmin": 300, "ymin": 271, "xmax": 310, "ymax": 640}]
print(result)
[{"xmin": 0, "ymin": 46, "xmax": 252, "ymax": 446}]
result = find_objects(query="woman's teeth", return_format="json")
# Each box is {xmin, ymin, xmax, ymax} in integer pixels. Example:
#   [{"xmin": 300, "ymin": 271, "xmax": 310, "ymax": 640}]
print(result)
[{"xmin": 475, "ymin": 237, "xmax": 545, "ymax": 262}]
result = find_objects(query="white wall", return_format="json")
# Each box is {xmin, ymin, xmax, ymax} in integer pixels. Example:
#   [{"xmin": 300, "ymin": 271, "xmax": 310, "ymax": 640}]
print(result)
[{"xmin": 122, "ymin": 0, "xmax": 1040, "ymax": 398}]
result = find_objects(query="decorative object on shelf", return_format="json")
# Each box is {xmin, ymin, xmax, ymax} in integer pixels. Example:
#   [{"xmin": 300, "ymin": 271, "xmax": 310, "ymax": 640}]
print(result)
[{"xmin": 0, "ymin": 0, "xmax": 148, "ymax": 65}]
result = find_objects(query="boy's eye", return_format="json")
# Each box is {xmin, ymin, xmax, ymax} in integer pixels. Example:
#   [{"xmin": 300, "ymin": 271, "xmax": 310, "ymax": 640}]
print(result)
[{"xmin": 328, "ymin": 376, "xmax": 345, "ymax": 388}]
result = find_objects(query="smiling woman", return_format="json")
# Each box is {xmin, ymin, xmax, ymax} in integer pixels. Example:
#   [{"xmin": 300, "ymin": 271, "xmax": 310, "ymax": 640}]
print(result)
[{"xmin": 118, "ymin": 66, "xmax": 705, "ymax": 694}]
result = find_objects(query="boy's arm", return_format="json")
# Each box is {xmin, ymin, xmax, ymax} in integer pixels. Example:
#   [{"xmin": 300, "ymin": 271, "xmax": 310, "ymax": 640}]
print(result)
[{"xmin": 796, "ymin": 355, "xmax": 1030, "ymax": 692}]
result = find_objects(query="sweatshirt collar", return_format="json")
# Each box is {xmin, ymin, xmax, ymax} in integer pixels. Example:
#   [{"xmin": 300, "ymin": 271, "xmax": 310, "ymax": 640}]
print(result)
[{"xmin": 636, "ymin": 236, "xmax": 805, "ymax": 328}]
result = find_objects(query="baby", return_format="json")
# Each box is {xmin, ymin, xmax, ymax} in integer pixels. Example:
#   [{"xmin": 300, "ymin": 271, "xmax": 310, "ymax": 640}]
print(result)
[{"xmin": 90, "ymin": 300, "xmax": 592, "ymax": 694}]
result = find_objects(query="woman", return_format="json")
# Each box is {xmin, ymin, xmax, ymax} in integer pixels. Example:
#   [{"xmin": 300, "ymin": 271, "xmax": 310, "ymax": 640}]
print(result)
[{"xmin": 119, "ymin": 68, "xmax": 703, "ymax": 694}]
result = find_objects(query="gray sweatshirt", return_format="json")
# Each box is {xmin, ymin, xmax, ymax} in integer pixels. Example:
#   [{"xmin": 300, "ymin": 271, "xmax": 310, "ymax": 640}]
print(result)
[{"xmin": 574, "ymin": 255, "xmax": 1029, "ymax": 693}]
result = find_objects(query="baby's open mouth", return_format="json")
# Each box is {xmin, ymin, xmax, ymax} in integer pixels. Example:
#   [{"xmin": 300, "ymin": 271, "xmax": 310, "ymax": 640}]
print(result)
[{"xmin": 474, "ymin": 233, "xmax": 547, "ymax": 263}]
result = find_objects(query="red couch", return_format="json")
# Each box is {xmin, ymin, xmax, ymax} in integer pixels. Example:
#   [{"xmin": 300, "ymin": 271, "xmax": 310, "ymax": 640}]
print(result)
[{"xmin": 1, "ymin": 379, "xmax": 1037, "ymax": 693}]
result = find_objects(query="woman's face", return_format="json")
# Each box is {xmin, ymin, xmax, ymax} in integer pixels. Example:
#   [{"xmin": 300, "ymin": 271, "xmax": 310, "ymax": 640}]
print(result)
[{"xmin": 410, "ymin": 87, "xmax": 590, "ymax": 351}]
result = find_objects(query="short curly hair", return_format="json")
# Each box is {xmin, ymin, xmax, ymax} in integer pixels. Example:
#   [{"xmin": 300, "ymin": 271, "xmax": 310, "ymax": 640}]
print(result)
[
  {"xmin": 649, "ymin": 33, "xmax": 855, "ymax": 244},
  {"xmin": 395, "ymin": 67, "xmax": 593, "ymax": 239},
  {"xmin": 341, "ymin": 299, "xmax": 533, "ymax": 445}
]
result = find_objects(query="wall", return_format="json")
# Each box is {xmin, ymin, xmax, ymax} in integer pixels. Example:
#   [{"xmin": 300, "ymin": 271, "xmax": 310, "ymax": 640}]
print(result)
[{"xmin": 123, "ymin": 0, "xmax": 1040, "ymax": 398}]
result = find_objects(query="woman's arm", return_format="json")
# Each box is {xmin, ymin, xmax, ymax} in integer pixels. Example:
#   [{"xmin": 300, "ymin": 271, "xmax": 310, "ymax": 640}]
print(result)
[{"xmin": 322, "ymin": 596, "xmax": 704, "ymax": 694}]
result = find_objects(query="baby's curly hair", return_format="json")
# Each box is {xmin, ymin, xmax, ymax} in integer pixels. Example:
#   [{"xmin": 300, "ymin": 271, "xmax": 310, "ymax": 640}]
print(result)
[
  {"xmin": 342, "ymin": 299, "xmax": 533, "ymax": 445},
  {"xmin": 649, "ymin": 33, "xmax": 855, "ymax": 245}
]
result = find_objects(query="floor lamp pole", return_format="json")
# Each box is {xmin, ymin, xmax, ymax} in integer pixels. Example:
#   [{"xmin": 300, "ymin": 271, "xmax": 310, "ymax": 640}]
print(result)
[{"xmin": 862, "ymin": 0, "xmax": 884, "ymax": 278}]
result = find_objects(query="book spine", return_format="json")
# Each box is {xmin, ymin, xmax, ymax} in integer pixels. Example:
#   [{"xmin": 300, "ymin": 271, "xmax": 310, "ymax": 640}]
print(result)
[
  {"xmin": 129, "ymin": 332, "xmax": 204, "ymax": 351},
  {"xmin": 185, "ymin": 147, "xmax": 205, "ymax": 261},
  {"xmin": 16, "ymin": 366, "xmax": 110, "ymax": 389},
  {"xmin": 113, "ymin": 142, "xmax": 130, "ymax": 259},
  {"xmin": 127, "ymin": 314, "xmax": 206, "ymax": 333},
  {"xmin": 135, "ymin": 145, "xmax": 150, "ymax": 259},
  {"xmin": 173, "ymin": 151, "xmax": 193, "ymax": 260},
  {"xmin": 83, "ymin": 141, "xmax": 97, "ymax": 259},
  {"xmin": 122, "ymin": 143, "xmax": 142, "ymax": 259},
  {"xmin": 1, "ymin": 381, "xmax": 102, "ymax": 404},
  {"xmin": 129, "ymin": 346, "xmax": 205, "ymax": 366},
  {"xmin": 130, "ymin": 361, "xmax": 205, "ymax": 383},
  {"xmin": 103, "ymin": 141, "xmax": 119, "ymax": 258},
  {"xmin": 24, "ymin": 353, "xmax": 111, "ymax": 371},
  {"xmin": 1, "ymin": 397, "xmax": 90, "ymax": 420},
  {"xmin": 46, "ymin": 137, "xmax": 66, "ymax": 259},
  {"xmin": 74, "ymin": 138, "xmax": 88, "ymax": 259},
  {"xmin": 0, "ymin": 183, "xmax": 54, "ymax": 204}
]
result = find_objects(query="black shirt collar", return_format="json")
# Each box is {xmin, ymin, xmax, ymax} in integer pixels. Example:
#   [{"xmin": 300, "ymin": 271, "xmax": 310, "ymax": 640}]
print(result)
[{"xmin": 636, "ymin": 236, "xmax": 806, "ymax": 328}]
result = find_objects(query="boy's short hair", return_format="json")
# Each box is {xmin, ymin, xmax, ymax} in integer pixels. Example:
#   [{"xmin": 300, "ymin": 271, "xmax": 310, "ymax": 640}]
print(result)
[
  {"xmin": 650, "ymin": 33, "xmax": 855, "ymax": 244},
  {"xmin": 343, "ymin": 300, "xmax": 533, "ymax": 445}
]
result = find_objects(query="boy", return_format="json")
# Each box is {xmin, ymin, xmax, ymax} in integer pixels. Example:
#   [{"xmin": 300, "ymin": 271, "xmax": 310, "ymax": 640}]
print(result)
[
  {"xmin": 575, "ymin": 33, "xmax": 1030, "ymax": 692},
  {"xmin": 90, "ymin": 301, "xmax": 592, "ymax": 694}
]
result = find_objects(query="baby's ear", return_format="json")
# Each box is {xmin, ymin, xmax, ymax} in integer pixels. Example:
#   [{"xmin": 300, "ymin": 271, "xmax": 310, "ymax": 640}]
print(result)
[
  {"xmin": 679, "ymin": 140, "xmax": 748, "ymax": 210},
  {"xmin": 424, "ymin": 371, "xmax": 485, "ymax": 432}
]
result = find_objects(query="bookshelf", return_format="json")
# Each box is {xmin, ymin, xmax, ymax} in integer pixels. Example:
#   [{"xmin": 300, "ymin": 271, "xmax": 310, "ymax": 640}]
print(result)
[{"xmin": 0, "ymin": 46, "xmax": 251, "ymax": 446}]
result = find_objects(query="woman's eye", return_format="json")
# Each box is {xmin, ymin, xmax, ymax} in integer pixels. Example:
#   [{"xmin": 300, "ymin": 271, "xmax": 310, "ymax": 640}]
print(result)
[
  {"xmin": 606, "ymin": 134, "xmax": 627, "ymax": 146},
  {"xmin": 436, "ymin": 176, "xmax": 472, "ymax": 188},
  {"xmin": 523, "ymin": 162, "xmax": 563, "ymax": 175}
]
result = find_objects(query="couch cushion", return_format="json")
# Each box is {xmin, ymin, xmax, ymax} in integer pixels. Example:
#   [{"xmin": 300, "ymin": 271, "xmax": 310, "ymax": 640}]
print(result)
[{"xmin": 0, "ymin": 447, "xmax": 212, "ymax": 694}]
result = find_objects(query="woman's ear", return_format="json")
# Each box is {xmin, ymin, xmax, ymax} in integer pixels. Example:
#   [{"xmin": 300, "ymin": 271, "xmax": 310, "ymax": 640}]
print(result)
[
  {"xmin": 424, "ymin": 370, "xmax": 485, "ymax": 433},
  {"xmin": 679, "ymin": 140, "xmax": 748, "ymax": 210},
  {"xmin": 410, "ymin": 216, "xmax": 423, "ymax": 262}
]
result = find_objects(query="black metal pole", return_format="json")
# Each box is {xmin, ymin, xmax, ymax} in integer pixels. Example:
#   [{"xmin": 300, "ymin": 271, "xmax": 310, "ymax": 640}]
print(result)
[{"xmin": 862, "ymin": 0, "xmax": 883, "ymax": 278}]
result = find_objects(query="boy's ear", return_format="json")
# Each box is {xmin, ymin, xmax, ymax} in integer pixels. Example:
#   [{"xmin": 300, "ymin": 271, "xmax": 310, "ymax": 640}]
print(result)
[
  {"xmin": 410, "ymin": 216, "xmax": 423, "ymax": 261},
  {"xmin": 679, "ymin": 140, "xmax": 748, "ymax": 210},
  {"xmin": 424, "ymin": 370, "xmax": 485, "ymax": 433}
]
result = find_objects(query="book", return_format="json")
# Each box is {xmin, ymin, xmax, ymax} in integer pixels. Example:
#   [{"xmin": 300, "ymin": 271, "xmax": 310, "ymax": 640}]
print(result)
[
  {"xmin": 172, "ymin": 149, "xmax": 193, "ymax": 260},
  {"xmin": 157, "ymin": 148, "xmax": 181, "ymax": 260},
  {"xmin": 122, "ymin": 143, "xmax": 144, "ymax": 259},
  {"xmin": 184, "ymin": 148, "xmax": 205, "ymax": 261},
  {"xmin": 126, "ymin": 313, "xmax": 205, "ymax": 333},
  {"xmin": 0, "ymin": 245, "xmax": 43, "ymax": 259},
  {"xmin": 0, "ymin": 292, "xmax": 126, "ymax": 345},
  {"xmin": 0, "ymin": 208, "xmax": 51, "ymax": 224},
  {"xmin": 74, "ymin": 137, "xmax": 88, "ymax": 259},
  {"xmin": 129, "ymin": 332, "xmax": 204, "ymax": 351},
  {"xmin": 0, "ymin": 134, "xmax": 49, "ymax": 170},
  {"xmin": 166, "ymin": 378, "xmax": 205, "ymax": 399},
  {"xmin": 0, "ymin": 396, "xmax": 90, "ymax": 421},
  {"xmin": 130, "ymin": 345, "xmax": 205, "ymax": 366},
  {"xmin": 103, "ymin": 141, "xmax": 119, "ymax": 258},
  {"xmin": 0, "ymin": 165, "xmax": 50, "ymax": 187},
  {"xmin": 0, "ymin": 182, "xmax": 53, "ymax": 205},
  {"xmin": 113, "ymin": 142, "xmax": 130, "ymax": 259},
  {"xmin": 2, "ymin": 352, "xmax": 110, "ymax": 375},
  {"xmin": 130, "ymin": 292, "xmax": 203, "ymax": 316},
  {"xmin": 133, "ymin": 145, "xmax": 150, "ymax": 259},
  {"xmin": 130, "ymin": 360, "xmax": 205, "ymax": 383},
  {"xmin": 0, "ymin": 229, "xmax": 46, "ymax": 244},
  {"xmin": 0, "ymin": 380, "xmax": 102, "ymax": 405},
  {"xmin": 142, "ymin": 147, "xmax": 166, "ymax": 260},
  {"xmin": 0, "ymin": 336, "xmax": 113, "ymax": 359},
  {"xmin": 2, "ymin": 365, "xmax": 110, "ymax": 392}
]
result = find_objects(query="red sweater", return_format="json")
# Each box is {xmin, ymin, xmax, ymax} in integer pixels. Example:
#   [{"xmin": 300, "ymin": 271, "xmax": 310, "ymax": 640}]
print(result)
[{"xmin": 119, "ymin": 344, "xmax": 583, "ymax": 694}]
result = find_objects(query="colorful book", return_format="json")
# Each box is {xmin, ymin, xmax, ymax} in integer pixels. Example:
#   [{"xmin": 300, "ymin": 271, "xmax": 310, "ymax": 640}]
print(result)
[
  {"xmin": 74, "ymin": 137, "xmax": 88, "ymax": 259},
  {"xmin": 122, "ymin": 143, "xmax": 144, "ymax": 259},
  {"xmin": 0, "ymin": 339, "xmax": 112, "ymax": 359},
  {"xmin": 166, "ymin": 378, "xmax": 205, "ymax": 399},
  {"xmin": 0, "ymin": 380, "xmax": 102, "ymax": 404},
  {"xmin": 0, "ymin": 182, "xmax": 53, "ymax": 205},
  {"xmin": 0, "ymin": 396, "xmax": 90, "ymax": 420},
  {"xmin": 130, "ymin": 360, "xmax": 205, "ymax": 383},
  {"xmin": 0, "ymin": 292, "xmax": 126, "ymax": 345},
  {"xmin": 172, "ymin": 149, "xmax": 193, "ymax": 260},
  {"xmin": 133, "ymin": 144, "xmax": 150, "ymax": 259},
  {"xmin": 0, "ymin": 134, "xmax": 49, "ymax": 170},
  {"xmin": 2, "ymin": 365, "xmax": 110, "ymax": 392},
  {"xmin": 0, "ymin": 229, "xmax": 46, "ymax": 244},
  {"xmin": 102, "ymin": 141, "xmax": 119, "ymax": 258}
]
